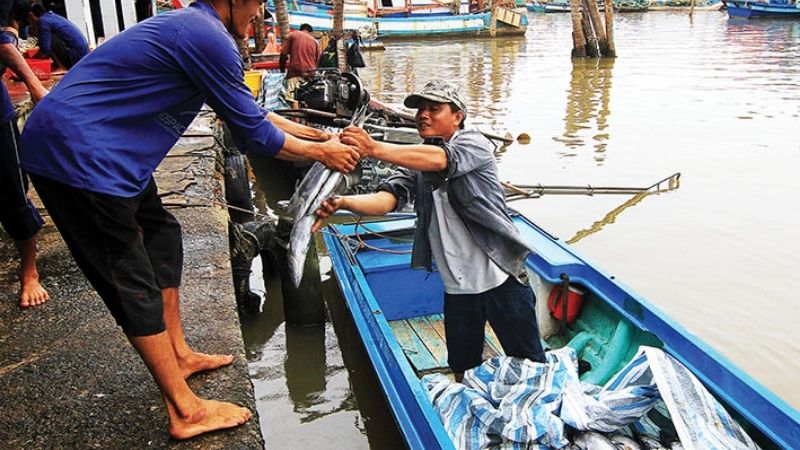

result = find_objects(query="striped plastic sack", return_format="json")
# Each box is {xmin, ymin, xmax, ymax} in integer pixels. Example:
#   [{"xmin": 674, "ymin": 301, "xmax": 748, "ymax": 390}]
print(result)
[
  {"xmin": 257, "ymin": 72, "xmax": 288, "ymax": 112},
  {"xmin": 423, "ymin": 346, "xmax": 760, "ymax": 449}
]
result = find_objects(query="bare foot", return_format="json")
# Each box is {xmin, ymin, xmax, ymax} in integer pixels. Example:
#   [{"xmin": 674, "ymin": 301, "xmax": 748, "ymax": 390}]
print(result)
[
  {"xmin": 177, "ymin": 352, "xmax": 234, "ymax": 379},
  {"xmin": 20, "ymin": 277, "xmax": 49, "ymax": 308},
  {"xmin": 169, "ymin": 399, "xmax": 252, "ymax": 440}
]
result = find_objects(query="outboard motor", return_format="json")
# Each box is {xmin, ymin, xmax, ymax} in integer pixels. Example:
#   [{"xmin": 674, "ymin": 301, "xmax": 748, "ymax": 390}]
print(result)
[{"xmin": 294, "ymin": 70, "xmax": 370, "ymax": 126}]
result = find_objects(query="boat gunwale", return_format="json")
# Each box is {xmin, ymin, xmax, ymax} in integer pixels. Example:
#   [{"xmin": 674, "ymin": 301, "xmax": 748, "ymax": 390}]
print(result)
[{"xmin": 323, "ymin": 223, "xmax": 457, "ymax": 450}]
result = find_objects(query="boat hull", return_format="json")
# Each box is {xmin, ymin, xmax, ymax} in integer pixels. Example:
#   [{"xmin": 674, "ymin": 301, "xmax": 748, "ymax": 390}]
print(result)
[
  {"xmin": 724, "ymin": 0, "xmax": 800, "ymax": 17},
  {"xmin": 275, "ymin": 9, "xmax": 527, "ymax": 39},
  {"xmin": 526, "ymin": 1, "xmax": 573, "ymax": 12},
  {"xmin": 323, "ymin": 215, "xmax": 800, "ymax": 450},
  {"xmin": 526, "ymin": 1, "xmax": 614, "ymax": 12}
]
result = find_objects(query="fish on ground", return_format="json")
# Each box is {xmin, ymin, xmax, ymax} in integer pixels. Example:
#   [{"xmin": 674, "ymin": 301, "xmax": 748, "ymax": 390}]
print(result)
[
  {"xmin": 636, "ymin": 433, "xmax": 669, "ymax": 450},
  {"xmin": 609, "ymin": 433, "xmax": 643, "ymax": 450},
  {"xmin": 573, "ymin": 431, "xmax": 618, "ymax": 450}
]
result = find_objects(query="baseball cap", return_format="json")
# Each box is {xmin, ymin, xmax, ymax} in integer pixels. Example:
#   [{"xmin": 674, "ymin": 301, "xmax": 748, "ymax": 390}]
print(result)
[{"xmin": 404, "ymin": 80, "xmax": 467, "ymax": 117}]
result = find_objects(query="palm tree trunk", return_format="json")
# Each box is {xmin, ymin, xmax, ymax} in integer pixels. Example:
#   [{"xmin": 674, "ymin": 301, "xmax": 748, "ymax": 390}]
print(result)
[
  {"xmin": 333, "ymin": 0, "xmax": 347, "ymax": 71},
  {"xmin": 274, "ymin": 0, "xmax": 290, "ymax": 42},
  {"xmin": 254, "ymin": 4, "xmax": 266, "ymax": 53}
]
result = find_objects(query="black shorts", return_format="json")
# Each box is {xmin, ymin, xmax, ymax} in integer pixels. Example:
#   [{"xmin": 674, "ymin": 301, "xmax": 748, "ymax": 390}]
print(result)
[
  {"xmin": 444, "ymin": 276, "xmax": 545, "ymax": 373},
  {"xmin": 0, "ymin": 120, "xmax": 44, "ymax": 241},
  {"xmin": 30, "ymin": 175, "xmax": 183, "ymax": 336}
]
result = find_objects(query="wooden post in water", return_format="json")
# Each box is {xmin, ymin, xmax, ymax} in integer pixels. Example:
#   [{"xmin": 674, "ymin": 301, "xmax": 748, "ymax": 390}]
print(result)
[
  {"xmin": 572, "ymin": 0, "xmax": 616, "ymax": 58},
  {"xmin": 490, "ymin": 0, "xmax": 498, "ymax": 37},
  {"xmin": 580, "ymin": 2, "xmax": 599, "ymax": 57},
  {"xmin": 569, "ymin": 0, "xmax": 587, "ymax": 57},
  {"xmin": 604, "ymin": 0, "xmax": 616, "ymax": 57},
  {"xmin": 584, "ymin": 0, "xmax": 608, "ymax": 56},
  {"xmin": 689, "ymin": 0, "xmax": 696, "ymax": 16}
]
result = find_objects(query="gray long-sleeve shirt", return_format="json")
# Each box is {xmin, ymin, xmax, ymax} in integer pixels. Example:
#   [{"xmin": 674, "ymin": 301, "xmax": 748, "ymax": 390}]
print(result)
[{"xmin": 378, "ymin": 128, "xmax": 533, "ymax": 279}]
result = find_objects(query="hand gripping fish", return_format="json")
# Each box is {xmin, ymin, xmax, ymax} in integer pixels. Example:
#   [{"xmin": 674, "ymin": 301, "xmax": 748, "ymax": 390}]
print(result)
[{"xmin": 285, "ymin": 106, "xmax": 371, "ymax": 288}]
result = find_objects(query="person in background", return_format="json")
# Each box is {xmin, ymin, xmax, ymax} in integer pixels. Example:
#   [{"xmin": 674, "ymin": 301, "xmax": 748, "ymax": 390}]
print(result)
[
  {"xmin": 26, "ymin": 3, "xmax": 88, "ymax": 70},
  {"xmin": 18, "ymin": 0, "xmax": 357, "ymax": 440},
  {"xmin": 262, "ymin": 30, "xmax": 279, "ymax": 54},
  {"xmin": 279, "ymin": 23, "xmax": 320, "ymax": 108},
  {"xmin": 0, "ymin": 0, "xmax": 49, "ymax": 308},
  {"xmin": 315, "ymin": 80, "xmax": 546, "ymax": 382}
]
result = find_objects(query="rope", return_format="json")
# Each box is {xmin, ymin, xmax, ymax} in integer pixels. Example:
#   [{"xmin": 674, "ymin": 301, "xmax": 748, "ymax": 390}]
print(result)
[
  {"xmin": 353, "ymin": 217, "xmax": 413, "ymax": 254},
  {"xmin": 159, "ymin": 189, "xmax": 274, "ymax": 220}
]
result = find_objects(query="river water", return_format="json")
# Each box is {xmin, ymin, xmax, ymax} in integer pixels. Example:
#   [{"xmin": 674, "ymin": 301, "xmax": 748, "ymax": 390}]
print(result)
[{"xmin": 243, "ymin": 11, "xmax": 800, "ymax": 449}]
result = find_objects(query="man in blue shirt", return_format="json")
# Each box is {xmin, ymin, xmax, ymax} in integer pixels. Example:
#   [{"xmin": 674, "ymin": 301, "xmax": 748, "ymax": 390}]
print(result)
[
  {"xmin": 19, "ymin": 0, "xmax": 359, "ymax": 440},
  {"xmin": 26, "ymin": 3, "xmax": 89, "ymax": 69},
  {"xmin": 0, "ymin": 0, "xmax": 50, "ymax": 308}
]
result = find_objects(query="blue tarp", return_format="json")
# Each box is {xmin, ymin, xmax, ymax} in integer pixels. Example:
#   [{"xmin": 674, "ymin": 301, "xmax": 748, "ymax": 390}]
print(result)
[{"xmin": 422, "ymin": 346, "xmax": 761, "ymax": 450}]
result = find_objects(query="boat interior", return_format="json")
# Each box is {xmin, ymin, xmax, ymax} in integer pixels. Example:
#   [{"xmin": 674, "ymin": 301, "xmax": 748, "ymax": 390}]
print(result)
[{"xmin": 347, "ymin": 221, "xmax": 663, "ymax": 384}]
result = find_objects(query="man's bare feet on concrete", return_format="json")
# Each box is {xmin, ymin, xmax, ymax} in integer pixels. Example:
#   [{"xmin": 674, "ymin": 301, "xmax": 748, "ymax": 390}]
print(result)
[
  {"xmin": 20, "ymin": 276, "xmax": 49, "ymax": 308},
  {"xmin": 169, "ymin": 398, "xmax": 252, "ymax": 440},
  {"xmin": 178, "ymin": 352, "xmax": 234, "ymax": 379}
]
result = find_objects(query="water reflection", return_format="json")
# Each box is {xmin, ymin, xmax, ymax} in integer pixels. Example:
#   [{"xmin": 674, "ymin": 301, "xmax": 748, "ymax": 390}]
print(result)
[
  {"xmin": 555, "ymin": 58, "xmax": 615, "ymax": 162},
  {"xmin": 242, "ymin": 154, "xmax": 403, "ymax": 449},
  {"xmin": 567, "ymin": 191, "xmax": 649, "ymax": 244},
  {"xmin": 361, "ymin": 37, "xmax": 525, "ymax": 124}
]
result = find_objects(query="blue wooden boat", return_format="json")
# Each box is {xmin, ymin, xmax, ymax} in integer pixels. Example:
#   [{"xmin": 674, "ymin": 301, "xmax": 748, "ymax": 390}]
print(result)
[
  {"xmin": 272, "ymin": 0, "xmax": 528, "ymax": 39},
  {"xmin": 526, "ymin": 0, "xmax": 573, "ymax": 12},
  {"xmin": 322, "ymin": 214, "xmax": 800, "ymax": 450},
  {"xmin": 723, "ymin": 0, "xmax": 800, "ymax": 17}
]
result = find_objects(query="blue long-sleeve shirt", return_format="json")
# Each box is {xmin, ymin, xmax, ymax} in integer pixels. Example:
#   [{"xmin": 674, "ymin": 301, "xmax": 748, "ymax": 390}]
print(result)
[
  {"xmin": 0, "ymin": 30, "xmax": 18, "ymax": 123},
  {"xmin": 36, "ymin": 11, "xmax": 88, "ymax": 60},
  {"xmin": 20, "ymin": 1, "xmax": 285, "ymax": 197}
]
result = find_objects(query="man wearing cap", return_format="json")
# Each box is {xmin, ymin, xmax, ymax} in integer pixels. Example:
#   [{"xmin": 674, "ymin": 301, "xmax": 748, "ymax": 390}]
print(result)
[{"xmin": 315, "ymin": 80, "xmax": 545, "ymax": 381}]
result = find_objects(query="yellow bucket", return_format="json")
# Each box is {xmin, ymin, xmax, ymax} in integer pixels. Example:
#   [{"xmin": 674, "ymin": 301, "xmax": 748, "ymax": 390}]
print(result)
[{"xmin": 244, "ymin": 70, "xmax": 262, "ymax": 97}]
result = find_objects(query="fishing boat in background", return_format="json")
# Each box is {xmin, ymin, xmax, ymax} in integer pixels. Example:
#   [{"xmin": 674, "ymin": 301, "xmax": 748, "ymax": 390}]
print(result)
[
  {"xmin": 526, "ymin": 0, "xmax": 575, "ymax": 13},
  {"xmin": 272, "ymin": 0, "xmax": 528, "ymax": 39},
  {"xmin": 648, "ymin": 0, "xmax": 724, "ymax": 10},
  {"xmin": 723, "ymin": 0, "xmax": 800, "ymax": 17},
  {"xmin": 613, "ymin": 0, "xmax": 651, "ymax": 11},
  {"xmin": 322, "ymin": 213, "xmax": 799, "ymax": 450},
  {"xmin": 526, "ymin": 0, "xmax": 652, "ymax": 12}
]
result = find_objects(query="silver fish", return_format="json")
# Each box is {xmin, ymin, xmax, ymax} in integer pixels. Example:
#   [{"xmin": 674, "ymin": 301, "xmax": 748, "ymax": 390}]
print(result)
[
  {"xmin": 287, "ymin": 171, "xmax": 343, "ymax": 287},
  {"xmin": 609, "ymin": 433, "xmax": 643, "ymax": 450},
  {"xmin": 286, "ymin": 105, "xmax": 371, "ymax": 288},
  {"xmin": 573, "ymin": 431, "xmax": 618, "ymax": 450},
  {"xmin": 285, "ymin": 161, "xmax": 329, "ymax": 217},
  {"xmin": 636, "ymin": 434, "xmax": 668, "ymax": 450}
]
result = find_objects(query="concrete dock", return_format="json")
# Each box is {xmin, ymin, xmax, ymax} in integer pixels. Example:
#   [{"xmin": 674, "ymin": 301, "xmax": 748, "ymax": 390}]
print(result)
[{"xmin": 0, "ymin": 106, "xmax": 264, "ymax": 449}]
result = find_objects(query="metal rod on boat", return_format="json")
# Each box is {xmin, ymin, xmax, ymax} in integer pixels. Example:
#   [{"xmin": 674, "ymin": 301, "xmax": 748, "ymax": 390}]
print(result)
[{"xmin": 502, "ymin": 172, "xmax": 680, "ymax": 200}]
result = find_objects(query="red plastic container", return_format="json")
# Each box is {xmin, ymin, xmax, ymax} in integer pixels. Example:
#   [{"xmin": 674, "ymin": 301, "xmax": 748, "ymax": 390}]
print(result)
[
  {"xmin": 547, "ymin": 284, "xmax": 585, "ymax": 324},
  {"xmin": 26, "ymin": 57, "xmax": 52, "ymax": 80},
  {"xmin": 4, "ymin": 56, "xmax": 52, "ymax": 81}
]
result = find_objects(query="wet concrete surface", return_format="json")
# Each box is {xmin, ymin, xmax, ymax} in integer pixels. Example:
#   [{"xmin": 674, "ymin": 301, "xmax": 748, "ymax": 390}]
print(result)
[{"xmin": 0, "ymin": 107, "xmax": 263, "ymax": 449}]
